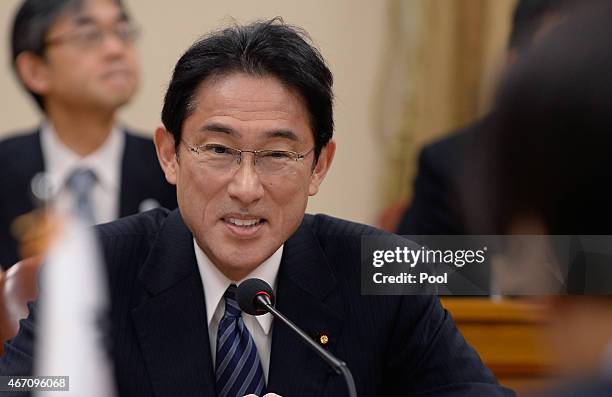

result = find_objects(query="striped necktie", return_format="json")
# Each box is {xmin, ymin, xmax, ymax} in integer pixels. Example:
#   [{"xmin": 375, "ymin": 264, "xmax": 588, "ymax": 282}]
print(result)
[
  {"xmin": 215, "ymin": 284, "xmax": 266, "ymax": 397},
  {"xmin": 65, "ymin": 168, "xmax": 98, "ymax": 224}
]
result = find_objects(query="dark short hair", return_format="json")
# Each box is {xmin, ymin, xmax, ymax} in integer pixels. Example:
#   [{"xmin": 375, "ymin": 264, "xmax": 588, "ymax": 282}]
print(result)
[
  {"xmin": 10, "ymin": 0, "xmax": 124, "ymax": 111},
  {"xmin": 161, "ymin": 18, "xmax": 334, "ymax": 161},
  {"xmin": 508, "ymin": 0, "xmax": 575, "ymax": 51},
  {"xmin": 481, "ymin": 3, "xmax": 612, "ymax": 234}
]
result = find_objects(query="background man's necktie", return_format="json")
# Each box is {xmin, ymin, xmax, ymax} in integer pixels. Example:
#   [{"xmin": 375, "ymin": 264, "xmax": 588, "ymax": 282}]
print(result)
[
  {"xmin": 65, "ymin": 168, "xmax": 98, "ymax": 224},
  {"xmin": 216, "ymin": 284, "xmax": 266, "ymax": 397}
]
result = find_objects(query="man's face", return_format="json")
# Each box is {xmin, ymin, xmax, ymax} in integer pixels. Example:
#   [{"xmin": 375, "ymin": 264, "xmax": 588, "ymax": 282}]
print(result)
[
  {"xmin": 155, "ymin": 73, "xmax": 335, "ymax": 281},
  {"xmin": 32, "ymin": 0, "xmax": 139, "ymax": 112}
]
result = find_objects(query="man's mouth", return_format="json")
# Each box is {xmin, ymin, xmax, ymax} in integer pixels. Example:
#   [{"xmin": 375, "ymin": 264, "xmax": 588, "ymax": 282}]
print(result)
[
  {"xmin": 224, "ymin": 217, "xmax": 264, "ymax": 228},
  {"xmin": 102, "ymin": 69, "xmax": 133, "ymax": 82},
  {"xmin": 221, "ymin": 215, "xmax": 267, "ymax": 237}
]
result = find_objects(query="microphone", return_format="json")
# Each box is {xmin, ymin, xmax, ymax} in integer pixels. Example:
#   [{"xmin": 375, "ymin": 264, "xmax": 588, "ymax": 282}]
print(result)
[{"xmin": 237, "ymin": 278, "xmax": 358, "ymax": 397}]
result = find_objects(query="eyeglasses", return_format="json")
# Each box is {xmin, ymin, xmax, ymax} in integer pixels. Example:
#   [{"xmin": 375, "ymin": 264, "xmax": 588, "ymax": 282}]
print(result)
[
  {"xmin": 181, "ymin": 141, "xmax": 315, "ymax": 176},
  {"xmin": 45, "ymin": 24, "xmax": 139, "ymax": 49}
]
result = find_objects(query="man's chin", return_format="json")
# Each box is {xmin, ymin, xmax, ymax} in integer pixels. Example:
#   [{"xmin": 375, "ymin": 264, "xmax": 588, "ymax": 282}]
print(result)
[
  {"xmin": 214, "ymin": 249, "xmax": 276, "ymax": 280},
  {"xmin": 216, "ymin": 261, "xmax": 262, "ymax": 282},
  {"xmin": 106, "ymin": 94, "xmax": 134, "ymax": 109},
  {"xmin": 98, "ymin": 87, "xmax": 136, "ymax": 109}
]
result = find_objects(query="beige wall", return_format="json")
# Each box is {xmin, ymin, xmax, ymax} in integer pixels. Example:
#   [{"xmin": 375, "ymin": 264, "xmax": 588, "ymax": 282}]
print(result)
[{"xmin": 0, "ymin": 0, "xmax": 388, "ymax": 225}]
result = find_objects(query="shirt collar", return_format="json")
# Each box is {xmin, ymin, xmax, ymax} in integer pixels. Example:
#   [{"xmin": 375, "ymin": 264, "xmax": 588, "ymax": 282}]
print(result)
[
  {"xmin": 194, "ymin": 239, "xmax": 282, "ymax": 336},
  {"xmin": 40, "ymin": 121, "xmax": 125, "ymax": 193}
]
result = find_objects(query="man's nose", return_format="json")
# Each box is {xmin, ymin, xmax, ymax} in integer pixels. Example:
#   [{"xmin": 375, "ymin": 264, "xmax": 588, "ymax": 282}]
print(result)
[
  {"xmin": 101, "ymin": 30, "xmax": 130, "ymax": 56},
  {"xmin": 227, "ymin": 153, "xmax": 265, "ymax": 206}
]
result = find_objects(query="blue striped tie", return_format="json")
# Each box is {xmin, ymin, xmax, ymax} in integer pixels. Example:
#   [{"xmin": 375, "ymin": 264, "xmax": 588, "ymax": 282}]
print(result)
[
  {"xmin": 65, "ymin": 168, "xmax": 98, "ymax": 224},
  {"xmin": 216, "ymin": 284, "xmax": 266, "ymax": 397}
]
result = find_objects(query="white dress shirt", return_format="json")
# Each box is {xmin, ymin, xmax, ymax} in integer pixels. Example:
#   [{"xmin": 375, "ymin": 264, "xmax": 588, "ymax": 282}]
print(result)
[
  {"xmin": 194, "ymin": 239, "xmax": 282, "ymax": 382},
  {"xmin": 40, "ymin": 122, "xmax": 125, "ymax": 224}
]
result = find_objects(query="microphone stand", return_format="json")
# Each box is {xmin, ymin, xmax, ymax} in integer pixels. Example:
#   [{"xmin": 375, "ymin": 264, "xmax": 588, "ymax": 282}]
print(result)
[{"xmin": 256, "ymin": 295, "xmax": 358, "ymax": 397}]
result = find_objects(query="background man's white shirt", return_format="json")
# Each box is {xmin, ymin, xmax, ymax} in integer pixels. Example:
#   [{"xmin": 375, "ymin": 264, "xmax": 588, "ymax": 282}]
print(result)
[{"xmin": 40, "ymin": 122, "xmax": 124, "ymax": 223}]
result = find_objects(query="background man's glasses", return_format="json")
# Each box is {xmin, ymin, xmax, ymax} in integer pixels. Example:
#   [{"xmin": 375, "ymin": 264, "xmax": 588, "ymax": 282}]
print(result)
[
  {"xmin": 181, "ymin": 141, "xmax": 315, "ymax": 176},
  {"xmin": 45, "ymin": 24, "xmax": 139, "ymax": 49}
]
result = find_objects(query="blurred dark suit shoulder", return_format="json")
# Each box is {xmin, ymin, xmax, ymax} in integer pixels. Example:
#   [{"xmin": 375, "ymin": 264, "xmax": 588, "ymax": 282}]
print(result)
[
  {"xmin": 0, "ymin": 128, "xmax": 177, "ymax": 269},
  {"xmin": 396, "ymin": 117, "xmax": 490, "ymax": 235}
]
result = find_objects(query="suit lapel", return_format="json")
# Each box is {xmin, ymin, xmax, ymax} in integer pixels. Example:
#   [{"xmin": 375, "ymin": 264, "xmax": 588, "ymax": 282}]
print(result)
[
  {"xmin": 25, "ymin": 130, "xmax": 45, "ymax": 182},
  {"xmin": 131, "ymin": 210, "xmax": 216, "ymax": 396},
  {"xmin": 268, "ymin": 219, "xmax": 345, "ymax": 397}
]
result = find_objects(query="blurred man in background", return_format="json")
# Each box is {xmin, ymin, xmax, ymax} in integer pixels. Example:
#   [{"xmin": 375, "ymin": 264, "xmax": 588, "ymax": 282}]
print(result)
[
  {"xmin": 476, "ymin": 2, "xmax": 612, "ymax": 395},
  {"xmin": 396, "ymin": 0, "xmax": 574, "ymax": 235},
  {"xmin": 0, "ymin": 0, "xmax": 177, "ymax": 269}
]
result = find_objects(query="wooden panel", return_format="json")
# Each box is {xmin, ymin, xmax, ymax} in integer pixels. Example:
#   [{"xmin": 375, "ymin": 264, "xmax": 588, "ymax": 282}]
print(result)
[{"xmin": 441, "ymin": 298, "xmax": 559, "ymax": 394}]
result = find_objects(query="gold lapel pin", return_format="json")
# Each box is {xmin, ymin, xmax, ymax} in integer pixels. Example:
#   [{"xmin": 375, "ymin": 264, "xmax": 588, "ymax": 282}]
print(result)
[{"xmin": 319, "ymin": 333, "xmax": 329, "ymax": 346}]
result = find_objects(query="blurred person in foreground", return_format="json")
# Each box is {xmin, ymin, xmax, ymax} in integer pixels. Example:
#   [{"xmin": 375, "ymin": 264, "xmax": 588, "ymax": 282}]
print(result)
[
  {"xmin": 0, "ymin": 18, "xmax": 515, "ymax": 397},
  {"xmin": 396, "ymin": 0, "xmax": 576, "ymax": 236},
  {"xmin": 471, "ymin": 3, "xmax": 612, "ymax": 396},
  {"xmin": 0, "ymin": 0, "xmax": 177, "ymax": 269}
]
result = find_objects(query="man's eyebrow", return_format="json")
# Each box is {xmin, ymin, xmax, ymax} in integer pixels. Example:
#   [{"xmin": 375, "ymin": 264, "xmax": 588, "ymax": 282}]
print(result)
[
  {"xmin": 72, "ymin": 10, "xmax": 130, "ymax": 26},
  {"xmin": 199, "ymin": 123, "xmax": 239, "ymax": 137},
  {"xmin": 73, "ymin": 15, "xmax": 96, "ymax": 26},
  {"xmin": 265, "ymin": 129, "xmax": 299, "ymax": 141},
  {"xmin": 198, "ymin": 124, "xmax": 299, "ymax": 141}
]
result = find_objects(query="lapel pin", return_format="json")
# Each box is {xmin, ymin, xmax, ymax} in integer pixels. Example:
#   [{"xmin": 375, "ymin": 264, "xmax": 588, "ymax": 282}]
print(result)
[{"xmin": 318, "ymin": 333, "xmax": 330, "ymax": 346}]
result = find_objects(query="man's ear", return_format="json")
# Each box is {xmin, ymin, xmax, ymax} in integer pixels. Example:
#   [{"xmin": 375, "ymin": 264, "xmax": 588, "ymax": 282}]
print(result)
[
  {"xmin": 308, "ymin": 139, "xmax": 336, "ymax": 196},
  {"xmin": 154, "ymin": 126, "xmax": 178, "ymax": 185},
  {"xmin": 14, "ymin": 52, "xmax": 50, "ymax": 95}
]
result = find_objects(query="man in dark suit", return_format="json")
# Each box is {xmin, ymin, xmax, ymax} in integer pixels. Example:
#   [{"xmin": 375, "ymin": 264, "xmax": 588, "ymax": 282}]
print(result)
[
  {"xmin": 0, "ymin": 19, "xmax": 514, "ymax": 396},
  {"xmin": 396, "ymin": 0, "xmax": 576, "ymax": 236},
  {"xmin": 0, "ymin": 0, "xmax": 176, "ymax": 268}
]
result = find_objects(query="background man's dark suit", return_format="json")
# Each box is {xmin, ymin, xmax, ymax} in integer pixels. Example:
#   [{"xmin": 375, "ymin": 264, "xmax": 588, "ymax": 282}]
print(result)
[
  {"xmin": 0, "ymin": 129, "xmax": 177, "ymax": 269},
  {"xmin": 396, "ymin": 117, "xmax": 490, "ymax": 235},
  {"xmin": 0, "ymin": 208, "xmax": 514, "ymax": 396}
]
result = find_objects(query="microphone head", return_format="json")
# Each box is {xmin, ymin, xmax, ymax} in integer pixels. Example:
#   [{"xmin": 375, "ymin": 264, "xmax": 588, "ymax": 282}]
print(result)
[{"xmin": 237, "ymin": 278, "xmax": 275, "ymax": 316}]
